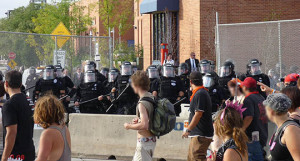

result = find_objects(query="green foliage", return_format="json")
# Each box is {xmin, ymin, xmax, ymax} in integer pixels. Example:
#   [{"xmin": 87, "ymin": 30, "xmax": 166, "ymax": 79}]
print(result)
[
  {"xmin": 113, "ymin": 43, "xmax": 142, "ymax": 66},
  {"xmin": 0, "ymin": 3, "xmax": 40, "ymax": 32},
  {"xmin": 91, "ymin": 0, "xmax": 133, "ymax": 36}
]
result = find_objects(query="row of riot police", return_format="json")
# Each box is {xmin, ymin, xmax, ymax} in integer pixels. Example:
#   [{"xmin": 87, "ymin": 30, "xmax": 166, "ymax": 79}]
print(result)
[{"xmin": 30, "ymin": 57, "xmax": 271, "ymax": 116}]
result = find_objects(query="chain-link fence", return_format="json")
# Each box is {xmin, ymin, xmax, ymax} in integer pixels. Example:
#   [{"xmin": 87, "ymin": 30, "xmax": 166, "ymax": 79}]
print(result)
[
  {"xmin": 216, "ymin": 18, "xmax": 300, "ymax": 80},
  {"xmin": 0, "ymin": 31, "xmax": 111, "ymax": 77}
]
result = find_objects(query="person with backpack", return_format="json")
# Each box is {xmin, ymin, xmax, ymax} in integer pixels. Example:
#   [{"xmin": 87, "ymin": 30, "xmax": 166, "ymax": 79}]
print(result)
[
  {"xmin": 264, "ymin": 93, "xmax": 300, "ymax": 161},
  {"xmin": 182, "ymin": 71, "xmax": 214, "ymax": 161},
  {"xmin": 123, "ymin": 71, "xmax": 156, "ymax": 161}
]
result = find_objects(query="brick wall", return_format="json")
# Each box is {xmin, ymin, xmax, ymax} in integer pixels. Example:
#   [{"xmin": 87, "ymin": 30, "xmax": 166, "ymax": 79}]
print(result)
[{"xmin": 135, "ymin": 0, "xmax": 300, "ymax": 69}]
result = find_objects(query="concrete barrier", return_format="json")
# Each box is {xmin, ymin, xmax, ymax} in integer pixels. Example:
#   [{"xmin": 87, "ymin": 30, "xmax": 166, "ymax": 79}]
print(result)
[{"xmin": 68, "ymin": 114, "xmax": 190, "ymax": 160}]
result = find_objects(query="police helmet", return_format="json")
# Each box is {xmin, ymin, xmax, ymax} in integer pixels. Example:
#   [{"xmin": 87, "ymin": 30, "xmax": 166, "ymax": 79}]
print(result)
[
  {"xmin": 100, "ymin": 67, "xmax": 109, "ymax": 78},
  {"xmin": 84, "ymin": 60, "xmax": 96, "ymax": 72},
  {"xmin": 108, "ymin": 68, "xmax": 119, "ymax": 83},
  {"xmin": 147, "ymin": 65, "xmax": 159, "ymax": 79},
  {"xmin": 220, "ymin": 61, "xmax": 234, "ymax": 77},
  {"xmin": 162, "ymin": 63, "xmax": 175, "ymax": 78},
  {"xmin": 84, "ymin": 70, "xmax": 96, "ymax": 83},
  {"xmin": 178, "ymin": 63, "xmax": 189, "ymax": 76},
  {"xmin": 29, "ymin": 66, "xmax": 36, "ymax": 75},
  {"xmin": 43, "ymin": 65, "xmax": 55, "ymax": 80},
  {"xmin": 121, "ymin": 61, "xmax": 132, "ymax": 76},
  {"xmin": 54, "ymin": 64, "xmax": 64, "ymax": 78},
  {"xmin": 209, "ymin": 60, "xmax": 216, "ymax": 71},
  {"xmin": 203, "ymin": 72, "xmax": 217, "ymax": 88},
  {"xmin": 199, "ymin": 59, "xmax": 211, "ymax": 74},
  {"xmin": 249, "ymin": 59, "xmax": 262, "ymax": 76}
]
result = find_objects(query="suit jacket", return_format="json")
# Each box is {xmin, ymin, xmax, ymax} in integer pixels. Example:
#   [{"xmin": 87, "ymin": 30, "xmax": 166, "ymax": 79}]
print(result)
[{"xmin": 185, "ymin": 58, "xmax": 199, "ymax": 71}]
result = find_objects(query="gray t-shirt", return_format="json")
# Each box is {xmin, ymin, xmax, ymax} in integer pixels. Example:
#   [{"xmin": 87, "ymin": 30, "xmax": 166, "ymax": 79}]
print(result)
[
  {"xmin": 137, "ymin": 92, "xmax": 155, "ymax": 129},
  {"xmin": 189, "ymin": 88, "xmax": 214, "ymax": 137}
]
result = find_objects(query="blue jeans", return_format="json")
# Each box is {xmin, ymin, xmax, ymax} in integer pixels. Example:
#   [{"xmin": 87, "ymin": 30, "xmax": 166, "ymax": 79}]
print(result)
[{"xmin": 247, "ymin": 141, "xmax": 264, "ymax": 161}]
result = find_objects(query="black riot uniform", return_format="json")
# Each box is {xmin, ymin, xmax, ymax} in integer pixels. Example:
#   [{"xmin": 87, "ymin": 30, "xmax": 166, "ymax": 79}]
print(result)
[
  {"xmin": 159, "ymin": 64, "xmax": 185, "ymax": 116},
  {"xmin": 54, "ymin": 65, "xmax": 76, "ymax": 113},
  {"xmin": 203, "ymin": 72, "xmax": 224, "ymax": 113},
  {"xmin": 34, "ymin": 65, "xmax": 65, "ymax": 102},
  {"xmin": 239, "ymin": 59, "xmax": 270, "ymax": 98},
  {"xmin": 112, "ymin": 62, "xmax": 138, "ymax": 115},
  {"xmin": 147, "ymin": 65, "xmax": 160, "ymax": 98},
  {"xmin": 76, "ymin": 70, "xmax": 109, "ymax": 114},
  {"xmin": 218, "ymin": 61, "xmax": 236, "ymax": 99},
  {"xmin": 25, "ymin": 67, "xmax": 39, "ymax": 99},
  {"xmin": 178, "ymin": 63, "xmax": 190, "ymax": 103}
]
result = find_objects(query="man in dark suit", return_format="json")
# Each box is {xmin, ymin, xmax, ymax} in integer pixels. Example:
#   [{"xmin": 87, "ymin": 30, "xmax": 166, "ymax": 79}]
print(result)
[
  {"xmin": 185, "ymin": 52, "xmax": 199, "ymax": 73},
  {"xmin": 73, "ymin": 67, "xmax": 84, "ymax": 87}
]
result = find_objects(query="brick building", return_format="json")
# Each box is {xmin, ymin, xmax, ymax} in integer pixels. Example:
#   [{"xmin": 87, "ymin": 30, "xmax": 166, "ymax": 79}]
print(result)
[
  {"xmin": 135, "ymin": 0, "xmax": 300, "ymax": 70},
  {"xmin": 76, "ymin": 0, "xmax": 134, "ymax": 45}
]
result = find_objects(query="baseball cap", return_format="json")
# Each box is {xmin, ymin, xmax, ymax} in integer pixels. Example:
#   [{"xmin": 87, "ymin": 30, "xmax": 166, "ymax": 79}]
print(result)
[
  {"xmin": 284, "ymin": 73, "xmax": 299, "ymax": 83},
  {"xmin": 263, "ymin": 93, "xmax": 292, "ymax": 113},
  {"xmin": 241, "ymin": 77, "xmax": 257, "ymax": 88}
]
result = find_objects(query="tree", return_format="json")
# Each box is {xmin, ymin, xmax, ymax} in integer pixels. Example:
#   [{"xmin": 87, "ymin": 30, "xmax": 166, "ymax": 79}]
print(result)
[{"xmin": 92, "ymin": 0, "xmax": 133, "ymax": 36}]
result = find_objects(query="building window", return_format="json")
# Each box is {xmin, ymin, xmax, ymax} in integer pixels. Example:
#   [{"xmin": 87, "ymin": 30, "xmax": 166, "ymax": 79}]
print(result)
[{"xmin": 152, "ymin": 12, "xmax": 178, "ymax": 61}]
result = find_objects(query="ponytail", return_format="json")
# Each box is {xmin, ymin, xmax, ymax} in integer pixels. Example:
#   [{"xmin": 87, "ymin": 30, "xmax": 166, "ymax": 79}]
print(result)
[{"xmin": 232, "ymin": 127, "xmax": 248, "ymax": 155}]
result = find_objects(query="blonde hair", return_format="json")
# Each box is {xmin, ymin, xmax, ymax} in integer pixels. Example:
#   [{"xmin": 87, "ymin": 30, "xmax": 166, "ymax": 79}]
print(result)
[
  {"xmin": 34, "ymin": 95, "xmax": 65, "ymax": 129},
  {"xmin": 131, "ymin": 71, "xmax": 150, "ymax": 91},
  {"xmin": 215, "ymin": 108, "xmax": 248, "ymax": 155}
]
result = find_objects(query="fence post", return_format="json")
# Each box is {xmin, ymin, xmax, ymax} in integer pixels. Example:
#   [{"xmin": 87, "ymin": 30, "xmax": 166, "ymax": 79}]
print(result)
[
  {"xmin": 54, "ymin": 36, "xmax": 57, "ymax": 65},
  {"xmin": 215, "ymin": 12, "xmax": 221, "ymax": 74},
  {"xmin": 109, "ymin": 27, "xmax": 113, "ymax": 68},
  {"xmin": 278, "ymin": 22, "xmax": 283, "ymax": 90}
]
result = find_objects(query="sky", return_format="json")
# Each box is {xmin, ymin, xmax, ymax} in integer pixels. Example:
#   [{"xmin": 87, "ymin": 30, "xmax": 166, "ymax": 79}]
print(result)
[{"xmin": 0, "ymin": 0, "xmax": 29, "ymax": 18}]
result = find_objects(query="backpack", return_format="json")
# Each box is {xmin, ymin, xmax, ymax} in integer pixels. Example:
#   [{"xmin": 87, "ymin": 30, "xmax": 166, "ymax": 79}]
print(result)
[{"xmin": 140, "ymin": 97, "xmax": 176, "ymax": 137}]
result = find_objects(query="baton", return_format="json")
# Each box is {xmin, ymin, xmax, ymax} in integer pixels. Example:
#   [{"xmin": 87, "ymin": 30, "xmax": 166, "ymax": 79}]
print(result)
[
  {"xmin": 59, "ymin": 95, "xmax": 70, "ymax": 100},
  {"xmin": 106, "ymin": 83, "xmax": 130, "ymax": 113},
  {"xmin": 24, "ymin": 85, "xmax": 35, "ymax": 91},
  {"xmin": 173, "ymin": 97, "xmax": 187, "ymax": 106},
  {"xmin": 70, "ymin": 94, "xmax": 110, "ymax": 107}
]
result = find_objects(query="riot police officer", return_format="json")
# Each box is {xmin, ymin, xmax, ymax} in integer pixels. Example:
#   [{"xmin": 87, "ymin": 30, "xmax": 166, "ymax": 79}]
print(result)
[
  {"xmin": 159, "ymin": 64, "xmax": 184, "ymax": 116},
  {"xmin": 240, "ymin": 59, "xmax": 270, "ymax": 98},
  {"xmin": 34, "ymin": 65, "xmax": 65, "ymax": 101},
  {"xmin": 84, "ymin": 60, "xmax": 107, "ymax": 85},
  {"xmin": 54, "ymin": 65, "xmax": 76, "ymax": 113},
  {"xmin": 203, "ymin": 72, "xmax": 224, "ymax": 113},
  {"xmin": 178, "ymin": 63, "xmax": 190, "ymax": 103},
  {"xmin": 108, "ymin": 68, "xmax": 120, "ymax": 88},
  {"xmin": 199, "ymin": 59, "xmax": 211, "ymax": 74},
  {"xmin": 75, "ymin": 70, "xmax": 109, "ymax": 114},
  {"xmin": 219, "ymin": 61, "xmax": 236, "ymax": 99},
  {"xmin": 25, "ymin": 66, "xmax": 39, "ymax": 99},
  {"xmin": 147, "ymin": 65, "xmax": 160, "ymax": 98},
  {"xmin": 100, "ymin": 67, "xmax": 109, "ymax": 79},
  {"xmin": 111, "ymin": 61, "xmax": 138, "ymax": 115}
]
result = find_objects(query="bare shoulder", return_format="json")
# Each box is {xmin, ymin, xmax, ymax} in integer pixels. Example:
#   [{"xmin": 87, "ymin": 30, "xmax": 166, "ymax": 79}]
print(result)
[
  {"xmin": 224, "ymin": 149, "xmax": 243, "ymax": 161},
  {"xmin": 283, "ymin": 124, "xmax": 300, "ymax": 141}
]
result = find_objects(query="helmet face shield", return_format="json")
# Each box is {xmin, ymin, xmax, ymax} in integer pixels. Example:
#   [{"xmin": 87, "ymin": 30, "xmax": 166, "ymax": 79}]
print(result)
[
  {"xmin": 220, "ymin": 66, "xmax": 231, "ymax": 77},
  {"xmin": 56, "ymin": 69, "xmax": 64, "ymax": 78},
  {"xmin": 100, "ymin": 70, "xmax": 108, "ymax": 78},
  {"xmin": 121, "ymin": 64, "xmax": 132, "ymax": 76},
  {"xmin": 199, "ymin": 64, "xmax": 211, "ymax": 74},
  {"xmin": 163, "ymin": 66, "xmax": 174, "ymax": 77},
  {"xmin": 84, "ymin": 65, "xmax": 95, "ymax": 72},
  {"xmin": 29, "ymin": 68, "xmax": 35, "ymax": 75},
  {"xmin": 250, "ymin": 63, "xmax": 262, "ymax": 75},
  {"xmin": 148, "ymin": 68, "xmax": 159, "ymax": 78},
  {"xmin": 43, "ymin": 69, "xmax": 54, "ymax": 80},
  {"xmin": 108, "ymin": 72, "xmax": 118, "ymax": 82},
  {"xmin": 203, "ymin": 76, "xmax": 214, "ymax": 88},
  {"xmin": 84, "ymin": 72, "xmax": 96, "ymax": 83},
  {"xmin": 178, "ymin": 67, "xmax": 187, "ymax": 76}
]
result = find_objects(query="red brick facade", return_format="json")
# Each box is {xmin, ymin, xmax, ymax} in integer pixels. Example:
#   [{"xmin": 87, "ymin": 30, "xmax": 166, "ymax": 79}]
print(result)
[{"xmin": 135, "ymin": 0, "xmax": 300, "ymax": 70}]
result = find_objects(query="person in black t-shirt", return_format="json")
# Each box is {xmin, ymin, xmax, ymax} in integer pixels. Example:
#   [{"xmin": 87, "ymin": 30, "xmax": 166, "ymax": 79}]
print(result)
[
  {"xmin": 2, "ymin": 70, "xmax": 35, "ymax": 161},
  {"xmin": 241, "ymin": 77, "xmax": 268, "ymax": 161},
  {"xmin": 182, "ymin": 72, "xmax": 213, "ymax": 161}
]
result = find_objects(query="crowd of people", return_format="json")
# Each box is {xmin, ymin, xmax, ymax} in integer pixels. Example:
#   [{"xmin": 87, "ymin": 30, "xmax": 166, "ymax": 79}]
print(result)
[{"xmin": 0, "ymin": 52, "xmax": 300, "ymax": 161}]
